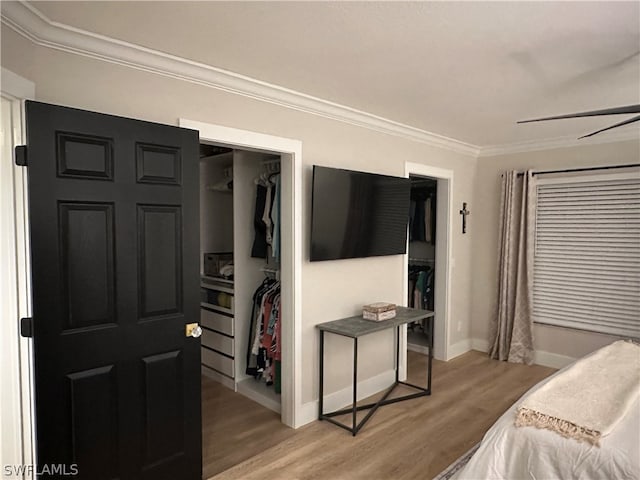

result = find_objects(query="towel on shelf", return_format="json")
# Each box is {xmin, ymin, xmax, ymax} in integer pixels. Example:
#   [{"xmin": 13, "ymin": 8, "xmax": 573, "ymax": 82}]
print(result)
[{"xmin": 515, "ymin": 340, "xmax": 640, "ymax": 445}]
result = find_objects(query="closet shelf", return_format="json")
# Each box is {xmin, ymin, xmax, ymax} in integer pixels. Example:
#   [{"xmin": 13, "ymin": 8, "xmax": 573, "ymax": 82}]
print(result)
[
  {"xmin": 206, "ymin": 184, "xmax": 233, "ymax": 193},
  {"xmin": 201, "ymin": 282, "xmax": 234, "ymax": 294},
  {"xmin": 202, "ymin": 275, "xmax": 234, "ymax": 286},
  {"xmin": 201, "ymin": 302, "xmax": 234, "ymax": 316}
]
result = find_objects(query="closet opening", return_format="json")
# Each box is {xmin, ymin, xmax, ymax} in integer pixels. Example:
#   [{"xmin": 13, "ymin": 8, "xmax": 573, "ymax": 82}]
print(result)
[
  {"xmin": 199, "ymin": 142, "xmax": 294, "ymax": 477},
  {"xmin": 407, "ymin": 175, "xmax": 437, "ymax": 354},
  {"xmin": 402, "ymin": 162, "xmax": 452, "ymax": 365}
]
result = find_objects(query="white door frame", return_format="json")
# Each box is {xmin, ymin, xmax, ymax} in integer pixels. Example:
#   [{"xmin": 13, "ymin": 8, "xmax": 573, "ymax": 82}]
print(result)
[
  {"xmin": 179, "ymin": 119, "xmax": 303, "ymax": 428},
  {"xmin": 1, "ymin": 68, "xmax": 36, "ymax": 477},
  {"xmin": 403, "ymin": 162, "xmax": 453, "ymax": 364}
]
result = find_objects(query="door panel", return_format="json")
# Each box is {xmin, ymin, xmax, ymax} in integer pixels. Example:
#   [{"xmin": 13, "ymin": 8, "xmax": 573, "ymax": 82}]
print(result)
[
  {"xmin": 59, "ymin": 201, "xmax": 116, "ymax": 330},
  {"xmin": 136, "ymin": 143, "xmax": 181, "ymax": 185},
  {"xmin": 138, "ymin": 205, "xmax": 182, "ymax": 319},
  {"xmin": 56, "ymin": 131, "xmax": 114, "ymax": 180},
  {"xmin": 26, "ymin": 101, "xmax": 201, "ymax": 480},
  {"xmin": 67, "ymin": 365, "xmax": 119, "ymax": 479},
  {"xmin": 142, "ymin": 350, "xmax": 184, "ymax": 468}
]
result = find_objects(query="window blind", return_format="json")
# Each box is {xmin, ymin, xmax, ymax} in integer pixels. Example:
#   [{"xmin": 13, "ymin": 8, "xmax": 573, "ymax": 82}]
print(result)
[{"xmin": 533, "ymin": 174, "xmax": 640, "ymax": 338}]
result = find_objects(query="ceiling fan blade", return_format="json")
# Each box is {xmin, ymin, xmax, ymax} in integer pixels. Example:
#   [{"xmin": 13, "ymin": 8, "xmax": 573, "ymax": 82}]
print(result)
[
  {"xmin": 578, "ymin": 115, "xmax": 640, "ymax": 139},
  {"xmin": 518, "ymin": 104, "xmax": 640, "ymax": 123}
]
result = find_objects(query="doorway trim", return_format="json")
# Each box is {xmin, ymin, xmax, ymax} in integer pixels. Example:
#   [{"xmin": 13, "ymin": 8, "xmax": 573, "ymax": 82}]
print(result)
[
  {"xmin": 1, "ymin": 68, "xmax": 36, "ymax": 477},
  {"xmin": 404, "ymin": 162, "xmax": 453, "ymax": 362},
  {"xmin": 179, "ymin": 119, "xmax": 303, "ymax": 428}
]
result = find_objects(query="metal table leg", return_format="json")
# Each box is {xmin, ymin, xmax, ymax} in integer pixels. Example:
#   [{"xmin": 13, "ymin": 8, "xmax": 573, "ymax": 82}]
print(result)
[
  {"xmin": 395, "ymin": 325, "xmax": 400, "ymax": 383},
  {"xmin": 427, "ymin": 317, "xmax": 433, "ymax": 393},
  {"xmin": 319, "ymin": 330, "xmax": 324, "ymax": 419},
  {"xmin": 352, "ymin": 337, "xmax": 358, "ymax": 436}
]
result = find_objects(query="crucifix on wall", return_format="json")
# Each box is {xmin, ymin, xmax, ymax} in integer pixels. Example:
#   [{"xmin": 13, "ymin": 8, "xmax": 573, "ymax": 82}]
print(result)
[{"xmin": 459, "ymin": 202, "xmax": 470, "ymax": 233}]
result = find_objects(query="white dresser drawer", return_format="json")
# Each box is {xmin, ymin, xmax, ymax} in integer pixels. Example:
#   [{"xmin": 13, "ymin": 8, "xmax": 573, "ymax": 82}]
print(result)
[
  {"xmin": 202, "ymin": 348, "xmax": 234, "ymax": 378},
  {"xmin": 200, "ymin": 308, "xmax": 234, "ymax": 336},
  {"xmin": 202, "ymin": 329, "xmax": 234, "ymax": 357}
]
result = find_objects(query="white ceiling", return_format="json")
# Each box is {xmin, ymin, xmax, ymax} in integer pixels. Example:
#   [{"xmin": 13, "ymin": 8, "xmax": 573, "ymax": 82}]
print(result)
[{"xmin": 27, "ymin": 1, "xmax": 640, "ymax": 147}]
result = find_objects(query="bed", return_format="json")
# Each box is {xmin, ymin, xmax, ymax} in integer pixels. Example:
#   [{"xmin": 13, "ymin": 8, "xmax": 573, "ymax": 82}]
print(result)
[{"xmin": 455, "ymin": 341, "xmax": 640, "ymax": 480}]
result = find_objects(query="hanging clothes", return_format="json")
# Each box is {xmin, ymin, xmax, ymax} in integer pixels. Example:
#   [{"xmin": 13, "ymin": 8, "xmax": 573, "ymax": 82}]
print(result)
[
  {"xmin": 424, "ymin": 197, "xmax": 432, "ymax": 243},
  {"xmin": 251, "ymin": 185, "xmax": 269, "ymax": 258},
  {"xmin": 424, "ymin": 268, "xmax": 435, "ymax": 310},
  {"xmin": 271, "ymin": 174, "xmax": 281, "ymax": 262},
  {"xmin": 408, "ymin": 276, "xmax": 416, "ymax": 308},
  {"xmin": 246, "ymin": 278, "xmax": 281, "ymax": 390},
  {"xmin": 429, "ymin": 192, "xmax": 437, "ymax": 246},
  {"xmin": 246, "ymin": 278, "xmax": 274, "ymax": 375},
  {"xmin": 252, "ymin": 172, "xmax": 280, "ymax": 260},
  {"xmin": 409, "ymin": 200, "xmax": 416, "ymax": 241},
  {"xmin": 416, "ymin": 270, "xmax": 427, "ymax": 309},
  {"xmin": 410, "ymin": 186, "xmax": 436, "ymax": 244},
  {"xmin": 263, "ymin": 183, "xmax": 273, "ymax": 247},
  {"xmin": 408, "ymin": 265, "xmax": 434, "ymax": 310},
  {"xmin": 412, "ymin": 200, "xmax": 426, "ymax": 241}
]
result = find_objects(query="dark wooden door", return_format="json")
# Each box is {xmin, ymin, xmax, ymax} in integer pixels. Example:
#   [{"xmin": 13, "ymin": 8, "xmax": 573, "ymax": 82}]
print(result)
[{"xmin": 25, "ymin": 101, "xmax": 201, "ymax": 480}]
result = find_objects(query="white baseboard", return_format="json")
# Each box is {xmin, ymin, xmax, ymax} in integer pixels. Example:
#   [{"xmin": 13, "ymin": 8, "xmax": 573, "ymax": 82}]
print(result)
[
  {"xmin": 298, "ymin": 400, "xmax": 319, "ymax": 427},
  {"xmin": 471, "ymin": 338, "xmax": 489, "ymax": 353},
  {"xmin": 410, "ymin": 338, "xmax": 485, "ymax": 360},
  {"xmin": 446, "ymin": 339, "xmax": 472, "ymax": 360},
  {"xmin": 468, "ymin": 338, "xmax": 575, "ymax": 369},
  {"xmin": 533, "ymin": 350, "xmax": 576, "ymax": 369},
  {"xmin": 296, "ymin": 369, "xmax": 396, "ymax": 428},
  {"xmin": 323, "ymin": 369, "xmax": 396, "ymax": 413}
]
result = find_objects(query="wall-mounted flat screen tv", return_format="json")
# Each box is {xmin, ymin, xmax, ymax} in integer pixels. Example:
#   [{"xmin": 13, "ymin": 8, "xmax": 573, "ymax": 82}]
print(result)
[{"xmin": 310, "ymin": 166, "xmax": 411, "ymax": 261}]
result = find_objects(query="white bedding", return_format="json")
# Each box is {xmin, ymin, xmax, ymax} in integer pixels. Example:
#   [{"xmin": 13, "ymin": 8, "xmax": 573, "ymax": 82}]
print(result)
[{"xmin": 455, "ymin": 363, "xmax": 640, "ymax": 480}]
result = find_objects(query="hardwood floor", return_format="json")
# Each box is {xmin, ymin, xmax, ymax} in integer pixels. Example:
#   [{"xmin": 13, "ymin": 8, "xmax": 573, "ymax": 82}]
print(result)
[
  {"xmin": 203, "ymin": 350, "xmax": 556, "ymax": 480},
  {"xmin": 201, "ymin": 375, "xmax": 296, "ymax": 479}
]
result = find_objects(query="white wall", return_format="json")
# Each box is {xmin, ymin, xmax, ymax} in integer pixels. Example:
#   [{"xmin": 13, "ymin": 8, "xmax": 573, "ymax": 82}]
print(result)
[
  {"xmin": 471, "ymin": 140, "xmax": 640, "ymax": 364},
  {"xmin": 1, "ymin": 27, "xmax": 477, "ymax": 407}
]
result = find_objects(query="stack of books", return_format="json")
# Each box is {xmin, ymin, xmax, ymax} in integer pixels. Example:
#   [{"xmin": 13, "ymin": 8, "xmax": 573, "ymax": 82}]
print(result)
[{"xmin": 362, "ymin": 302, "xmax": 396, "ymax": 322}]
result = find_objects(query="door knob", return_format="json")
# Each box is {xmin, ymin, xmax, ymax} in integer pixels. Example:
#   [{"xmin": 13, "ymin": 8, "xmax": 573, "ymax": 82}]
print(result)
[{"xmin": 185, "ymin": 323, "xmax": 202, "ymax": 338}]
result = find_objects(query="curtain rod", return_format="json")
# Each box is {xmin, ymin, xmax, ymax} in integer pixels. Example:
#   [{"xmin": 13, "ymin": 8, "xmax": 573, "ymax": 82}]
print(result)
[{"xmin": 511, "ymin": 163, "xmax": 640, "ymax": 177}]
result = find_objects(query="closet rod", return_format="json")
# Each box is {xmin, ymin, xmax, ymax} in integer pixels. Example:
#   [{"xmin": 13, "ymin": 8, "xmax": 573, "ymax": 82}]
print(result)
[
  {"xmin": 261, "ymin": 159, "xmax": 281, "ymax": 173},
  {"xmin": 509, "ymin": 163, "xmax": 640, "ymax": 178},
  {"xmin": 260, "ymin": 266, "xmax": 280, "ymax": 278}
]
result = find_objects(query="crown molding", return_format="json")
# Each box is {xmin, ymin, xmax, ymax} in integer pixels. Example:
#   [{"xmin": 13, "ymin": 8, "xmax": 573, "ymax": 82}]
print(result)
[
  {"xmin": 5, "ymin": 2, "xmax": 635, "ymax": 159},
  {"xmin": 1, "ymin": 1, "xmax": 480, "ymax": 157},
  {"xmin": 478, "ymin": 128, "xmax": 639, "ymax": 158}
]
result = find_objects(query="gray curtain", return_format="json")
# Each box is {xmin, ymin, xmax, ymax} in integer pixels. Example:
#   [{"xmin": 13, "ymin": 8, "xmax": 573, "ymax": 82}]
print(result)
[{"xmin": 489, "ymin": 170, "xmax": 536, "ymax": 364}]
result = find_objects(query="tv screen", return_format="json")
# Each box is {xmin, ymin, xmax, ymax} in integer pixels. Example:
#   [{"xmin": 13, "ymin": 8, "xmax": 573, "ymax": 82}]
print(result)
[{"xmin": 310, "ymin": 166, "xmax": 411, "ymax": 261}]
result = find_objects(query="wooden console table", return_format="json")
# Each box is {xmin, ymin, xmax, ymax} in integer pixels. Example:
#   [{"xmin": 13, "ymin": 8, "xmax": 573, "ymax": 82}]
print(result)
[{"xmin": 317, "ymin": 306, "xmax": 435, "ymax": 436}]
